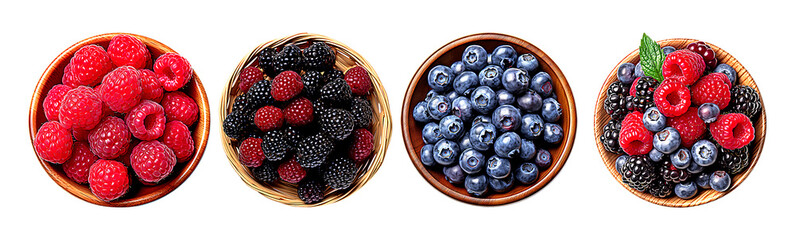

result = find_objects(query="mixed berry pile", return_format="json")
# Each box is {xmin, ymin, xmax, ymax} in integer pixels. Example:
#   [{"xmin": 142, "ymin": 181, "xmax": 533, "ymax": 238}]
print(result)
[
  {"xmin": 222, "ymin": 42, "xmax": 375, "ymax": 204},
  {"xmin": 33, "ymin": 34, "xmax": 198, "ymax": 202},
  {"xmin": 413, "ymin": 44, "xmax": 564, "ymax": 197},
  {"xmin": 600, "ymin": 34, "xmax": 762, "ymax": 199}
]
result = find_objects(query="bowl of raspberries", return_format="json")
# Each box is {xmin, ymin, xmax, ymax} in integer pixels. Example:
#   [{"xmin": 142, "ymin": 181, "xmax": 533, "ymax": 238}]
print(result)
[
  {"xmin": 221, "ymin": 33, "xmax": 391, "ymax": 206},
  {"xmin": 596, "ymin": 34, "xmax": 766, "ymax": 207},
  {"xmin": 29, "ymin": 33, "xmax": 210, "ymax": 206},
  {"xmin": 402, "ymin": 33, "xmax": 577, "ymax": 205}
]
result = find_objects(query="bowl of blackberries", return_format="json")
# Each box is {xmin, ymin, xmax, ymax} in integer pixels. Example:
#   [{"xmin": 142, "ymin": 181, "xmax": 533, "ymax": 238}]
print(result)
[
  {"xmin": 402, "ymin": 33, "xmax": 576, "ymax": 205},
  {"xmin": 595, "ymin": 34, "xmax": 766, "ymax": 207},
  {"xmin": 221, "ymin": 33, "xmax": 391, "ymax": 207}
]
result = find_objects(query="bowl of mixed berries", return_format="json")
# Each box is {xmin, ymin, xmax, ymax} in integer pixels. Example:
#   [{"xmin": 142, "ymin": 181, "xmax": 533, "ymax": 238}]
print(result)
[
  {"xmin": 221, "ymin": 33, "xmax": 391, "ymax": 207},
  {"xmin": 596, "ymin": 34, "xmax": 766, "ymax": 207},
  {"xmin": 29, "ymin": 33, "xmax": 210, "ymax": 207},
  {"xmin": 402, "ymin": 33, "xmax": 576, "ymax": 205}
]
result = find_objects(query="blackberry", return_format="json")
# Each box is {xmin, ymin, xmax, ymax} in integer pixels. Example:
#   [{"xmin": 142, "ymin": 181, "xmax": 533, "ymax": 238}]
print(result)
[
  {"xmin": 258, "ymin": 48, "xmax": 277, "ymax": 77},
  {"xmin": 321, "ymin": 156, "xmax": 356, "ymax": 190},
  {"xmin": 718, "ymin": 145, "xmax": 749, "ymax": 175},
  {"xmin": 319, "ymin": 78, "xmax": 353, "ymax": 105},
  {"xmin": 312, "ymin": 99, "xmax": 331, "ymax": 118},
  {"xmin": 325, "ymin": 69, "xmax": 344, "ymax": 82},
  {"xmin": 599, "ymin": 119, "xmax": 623, "ymax": 154},
  {"xmin": 301, "ymin": 71, "xmax": 326, "ymax": 98},
  {"xmin": 223, "ymin": 110, "xmax": 254, "ymax": 140},
  {"xmin": 627, "ymin": 77, "xmax": 658, "ymax": 112},
  {"xmin": 296, "ymin": 133, "xmax": 334, "ymax": 168},
  {"xmin": 349, "ymin": 97, "xmax": 373, "ymax": 129},
  {"xmin": 603, "ymin": 81, "xmax": 631, "ymax": 120},
  {"xmin": 320, "ymin": 108, "xmax": 354, "ymax": 141},
  {"xmin": 232, "ymin": 93, "xmax": 256, "ymax": 114},
  {"xmin": 297, "ymin": 178, "xmax": 324, "ymax": 204},
  {"xmin": 284, "ymin": 126, "xmax": 302, "ymax": 150},
  {"xmin": 252, "ymin": 161, "xmax": 278, "ymax": 183},
  {"xmin": 246, "ymin": 80, "xmax": 275, "ymax": 108},
  {"xmin": 260, "ymin": 130, "xmax": 288, "ymax": 162},
  {"xmin": 648, "ymin": 178, "xmax": 673, "ymax": 198},
  {"xmin": 273, "ymin": 44, "xmax": 304, "ymax": 74},
  {"xmin": 303, "ymin": 42, "xmax": 335, "ymax": 71},
  {"xmin": 660, "ymin": 160, "xmax": 689, "ymax": 183},
  {"xmin": 620, "ymin": 155, "xmax": 655, "ymax": 191},
  {"xmin": 727, "ymin": 85, "xmax": 762, "ymax": 120}
]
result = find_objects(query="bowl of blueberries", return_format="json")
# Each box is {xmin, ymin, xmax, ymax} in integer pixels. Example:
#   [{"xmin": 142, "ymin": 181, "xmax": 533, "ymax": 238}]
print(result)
[{"xmin": 401, "ymin": 33, "xmax": 576, "ymax": 205}]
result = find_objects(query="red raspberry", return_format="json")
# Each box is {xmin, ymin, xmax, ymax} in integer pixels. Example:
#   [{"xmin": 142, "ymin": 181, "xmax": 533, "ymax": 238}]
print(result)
[
  {"xmin": 691, "ymin": 73, "xmax": 731, "ymax": 109},
  {"xmin": 43, "ymin": 84, "xmax": 73, "ymax": 121},
  {"xmin": 63, "ymin": 44, "xmax": 113, "ymax": 87},
  {"xmin": 667, "ymin": 107, "xmax": 706, "ymax": 148},
  {"xmin": 710, "ymin": 113, "xmax": 755, "ymax": 150},
  {"xmin": 662, "ymin": 49, "xmax": 706, "ymax": 85},
  {"xmin": 107, "ymin": 34, "xmax": 150, "ymax": 69},
  {"xmin": 160, "ymin": 121, "xmax": 194, "ymax": 162},
  {"xmin": 72, "ymin": 128, "xmax": 90, "ymax": 142},
  {"xmin": 344, "ymin": 66, "xmax": 372, "ymax": 96},
  {"xmin": 63, "ymin": 142, "xmax": 98, "ymax": 184},
  {"xmin": 618, "ymin": 111, "xmax": 653, "ymax": 155},
  {"xmin": 88, "ymin": 116, "xmax": 131, "ymax": 159},
  {"xmin": 653, "ymin": 80, "xmax": 691, "ymax": 118},
  {"xmin": 254, "ymin": 106, "xmax": 283, "ymax": 131},
  {"xmin": 130, "ymin": 140, "xmax": 177, "ymax": 183},
  {"xmin": 34, "ymin": 121, "xmax": 73, "ymax": 164},
  {"xmin": 238, "ymin": 66, "xmax": 264, "ymax": 93},
  {"xmin": 283, "ymin": 97, "xmax": 314, "ymax": 126},
  {"xmin": 154, "ymin": 53, "xmax": 192, "ymax": 91},
  {"xmin": 271, "ymin": 71, "xmax": 303, "ymax": 101},
  {"xmin": 88, "ymin": 159, "xmax": 129, "ymax": 201},
  {"xmin": 59, "ymin": 86, "xmax": 103, "ymax": 130},
  {"xmin": 349, "ymin": 128, "xmax": 374, "ymax": 163},
  {"xmin": 160, "ymin": 91, "xmax": 198, "ymax": 126},
  {"xmin": 140, "ymin": 69, "xmax": 163, "ymax": 102},
  {"xmin": 277, "ymin": 158, "xmax": 306, "ymax": 183},
  {"xmin": 125, "ymin": 100, "xmax": 166, "ymax": 140},
  {"xmin": 238, "ymin": 137, "xmax": 265, "ymax": 167},
  {"xmin": 99, "ymin": 66, "xmax": 142, "ymax": 113}
]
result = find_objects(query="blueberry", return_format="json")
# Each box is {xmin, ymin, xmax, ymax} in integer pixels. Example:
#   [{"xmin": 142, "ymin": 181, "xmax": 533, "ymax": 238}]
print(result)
[
  {"xmin": 486, "ymin": 155, "xmax": 511, "ymax": 179},
  {"xmin": 453, "ymin": 71, "xmax": 479, "ymax": 95},
  {"xmin": 462, "ymin": 45, "xmax": 488, "ymax": 71},
  {"xmin": 535, "ymin": 149, "xmax": 552, "ymax": 170},
  {"xmin": 543, "ymin": 123, "xmax": 563, "ymax": 144},
  {"xmin": 443, "ymin": 165, "xmax": 466, "ymax": 185},
  {"xmin": 615, "ymin": 155, "xmax": 629, "ymax": 172},
  {"xmin": 649, "ymin": 148, "xmax": 664, "ymax": 162},
  {"xmin": 488, "ymin": 174, "xmax": 514, "ymax": 193},
  {"xmin": 541, "ymin": 98, "xmax": 562, "ymax": 122},
  {"xmin": 516, "ymin": 53, "xmax": 539, "ymax": 72},
  {"xmin": 643, "ymin": 107, "xmax": 666, "ymax": 132},
  {"xmin": 653, "ymin": 127, "xmax": 681, "ymax": 154},
  {"xmin": 422, "ymin": 122, "xmax": 442, "ymax": 144},
  {"xmin": 687, "ymin": 161, "xmax": 704, "ymax": 174},
  {"xmin": 502, "ymin": 68, "xmax": 530, "ymax": 94},
  {"xmin": 439, "ymin": 115, "xmax": 465, "ymax": 140},
  {"xmin": 516, "ymin": 90, "xmax": 543, "ymax": 112},
  {"xmin": 424, "ymin": 90, "xmax": 439, "ymax": 102},
  {"xmin": 459, "ymin": 148, "xmax": 486, "ymax": 174},
  {"xmin": 432, "ymin": 139, "xmax": 459, "ymax": 166},
  {"xmin": 445, "ymin": 91, "xmax": 459, "ymax": 101},
  {"xmin": 450, "ymin": 61, "xmax": 466, "ymax": 76},
  {"xmin": 469, "ymin": 123, "xmax": 497, "ymax": 151},
  {"xmin": 427, "ymin": 95, "xmax": 451, "ymax": 120},
  {"xmin": 697, "ymin": 103, "xmax": 720, "ymax": 123},
  {"xmin": 710, "ymin": 170, "xmax": 731, "ymax": 192},
  {"xmin": 695, "ymin": 172, "xmax": 711, "ymax": 189},
  {"xmin": 519, "ymin": 139, "xmax": 536, "ymax": 161},
  {"xmin": 451, "ymin": 96, "xmax": 474, "ymax": 121},
  {"xmin": 520, "ymin": 114, "xmax": 544, "ymax": 140},
  {"xmin": 478, "ymin": 65, "xmax": 503, "ymax": 89},
  {"xmin": 472, "ymin": 115, "xmax": 491, "ymax": 126},
  {"xmin": 713, "ymin": 63, "xmax": 737, "ymax": 86},
  {"xmin": 464, "ymin": 174, "xmax": 488, "ymax": 196},
  {"xmin": 674, "ymin": 181, "xmax": 698, "ymax": 199},
  {"xmin": 492, "ymin": 105, "xmax": 521, "ymax": 132},
  {"xmin": 671, "ymin": 148, "xmax": 691, "ymax": 169},
  {"xmin": 427, "ymin": 65, "xmax": 454, "ymax": 92},
  {"xmin": 633, "ymin": 63, "xmax": 645, "ymax": 78},
  {"xmin": 514, "ymin": 162, "xmax": 539, "ymax": 184},
  {"xmin": 420, "ymin": 144, "xmax": 435, "ymax": 167},
  {"xmin": 530, "ymin": 72, "xmax": 553, "ymax": 97},
  {"xmin": 459, "ymin": 134, "xmax": 473, "ymax": 150},
  {"xmin": 691, "ymin": 140, "xmax": 717, "ymax": 167},
  {"xmin": 491, "ymin": 45, "xmax": 518, "ymax": 69},
  {"xmin": 494, "ymin": 132, "xmax": 522, "ymax": 158},
  {"xmin": 470, "ymin": 86, "xmax": 497, "ymax": 114},
  {"xmin": 662, "ymin": 46, "xmax": 676, "ymax": 55},
  {"xmin": 496, "ymin": 89, "xmax": 515, "ymax": 105},
  {"xmin": 487, "ymin": 53, "xmax": 493, "ymax": 65},
  {"xmin": 412, "ymin": 101, "xmax": 432, "ymax": 123},
  {"xmin": 617, "ymin": 63, "xmax": 635, "ymax": 84}
]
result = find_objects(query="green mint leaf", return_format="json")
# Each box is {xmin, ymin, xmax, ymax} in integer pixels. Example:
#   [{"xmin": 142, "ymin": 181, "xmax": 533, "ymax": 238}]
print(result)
[{"xmin": 639, "ymin": 33, "xmax": 665, "ymax": 82}]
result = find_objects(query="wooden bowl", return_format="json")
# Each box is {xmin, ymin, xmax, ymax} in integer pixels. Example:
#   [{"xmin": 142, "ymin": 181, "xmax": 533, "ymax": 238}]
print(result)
[
  {"xmin": 29, "ymin": 33, "xmax": 210, "ymax": 207},
  {"xmin": 401, "ymin": 33, "xmax": 577, "ymax": 205},
  {"xmin": 220, "ymin": 33, "xmax": 392, "ymax": 207},
  {"xmin": 594, "ymin": 38, "xmax": 766, "ymax": 207}
]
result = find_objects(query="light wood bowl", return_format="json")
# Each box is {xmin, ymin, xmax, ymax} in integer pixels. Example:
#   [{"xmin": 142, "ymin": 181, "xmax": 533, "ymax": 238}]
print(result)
[
  {"xmin": 28, "ymin": 33, "xmax": 210, "ymax": 207},
  {"xmin": 402, "ymin": 33, "xmax": 577, "ymax": 205},
  {"xmin": 595, "ymin": 38, "xmax": 766, "ymax": 207},
  {"xmin": 220, "ymin": 33, "xmax": 392, "ymax": 207}
]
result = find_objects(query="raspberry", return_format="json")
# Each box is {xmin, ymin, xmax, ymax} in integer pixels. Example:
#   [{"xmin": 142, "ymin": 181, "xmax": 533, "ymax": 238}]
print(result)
[
  {"xmin": 297, "ymin": 178, "xmax": 324, "ymax": 204},
  {"xmin": 72, "ymin": 128, "xmax": 90, "ymax": 142},
  {"xmin": 88, "ymin": 159, "xmax": 129, "ymax": 202},
  {"xmin": 321, "ymin": 156, "xmax": 356, "ymax": 189},
  {"xmin": 43, "ymin": 84, "xmax": 73, "ymax": 121},
  {"xmin": 130, "ymin": 140, "xmax": 177, "ymax": 183},
  {"xmin": 254, "ymin": 106, "xmax": 284, "ymax": 132},
  {"xmin": 238, "ymin": 137, "xmax": 265, "ymax": 167},
  {"xmin": 238, "ymin": 66, "xmax": 264, "ymax": 93},
  {"xmin": 277, "ymin": 158, "xmax": 306, "ymax": 184},
  {"xmin": 34, "ymin": 121, "xmax": 73, "ymax": 164},
  {"xmin": 629, "ymin": 77, "xmax": 641, "ymax": 96},
  {"xmin": 344, "ymin": 66, "xmax": 372, "ymax": 96},
  {"xmin": 99, "ymin": 66, "xmax": 142, "ymax": 113},
  {"xmin": 662, "ymin": 50, "xmax": 706, "ymax": 85},
  {"xmin": 161, "ymin": 91, "xmax": 199, "ymax": 126},
  {"xmin": 63, "ymin": 44, "xmax": 113, "ymax": 87},
  {"xmin": 59, "ymin": 86, "xmax": 103, "ymax": 130},
  {"xmin": 667, "ymin": 107, "xmax": 707, "ymax": 148},
  {"xmin": 161, "ymin": 121, "xmax": 194, "ymax": 162},
  {"xmin": 283, "ymin": 97, "xmax": 313, "ymax": 126},
  {"xmin": 709, "ymin": 113, "xmax": 755, "ymax": 150},
  {"xmin": 63, "ymin": 142, "xmax": 98, "ymax": 184},
  {"xmin": 653, "ymin": 80, "xmax": 691, "ymax": 117},
  {"xmin": 88, "ymin": 116, "xmax": 131, "ymax": 159},
  {"xmin": 107, "ymin": 34, "xmax": 150, "ymax": 69},
  {"xmin": 139, "ymin": 69, "xmax": 163, "ymax": 102},
  {"xmin": 154, "ymin": 53, "xmax": 192, "ymax": 91},
  {"xmin": 618, "ymin": 111, "xmax": 653, "ymax": 155},
  {"xmin": 271, "ymin": 71, "xmax": 303, "ymax": 101},
  {"xmin": 125, "ymin": 100, "xmax": 166, "ymax": 140},
  {"xmin": 691, "ymin": 73, "xmax": 731, "ymax": 109},
  {"xmin": 349, "ymin": 128, "xmax": 374, "ymax": 163}
]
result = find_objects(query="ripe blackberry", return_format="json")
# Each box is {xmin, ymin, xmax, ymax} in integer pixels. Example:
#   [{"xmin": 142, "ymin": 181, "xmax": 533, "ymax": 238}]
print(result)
[
  {"xmin": 648, "ymin": 178, "xmax": 673, "ymax": 198},
  {"xmin": 718, "ymin": 145, "xmax": 749, "ymax": 175},
  {"xmin": 232, "ymin": 93, "xmax": 256, "ymax": 114},
  {"xmin": 223, "ymin": 110, "xmax": 254, "ymax": 140},
  {"xmin": 325, "ymin": 69, "xmax": 344, "ymax": 82},
  {"xmin": 313, "ymin": 98, "xmax": 331, "ymax": 116},
  {"xmin": 599, "ymin": 119, "xmax": 623, "ymax": 154},
  {"xmin": 627, "ymin": 77, "xmax": 658, "ymax": 112},
  {"xmin": 660, "ymin": 160, "xmax": 689, "ymax": 183},
  {"xmin": 284, "ymin": 126, "xmax": 302, "ymax": 150},
  {"xmin": 727, "ymin": 85, "xmax": 762, "ymax": 120},
  {"xmin": 296, "ymin": 133, "xmax": 334, "ymax": 168},
  {"xmin": 274, "ymin": 44, "xmax": 304, "ymax": 73},
  {"xmin": 297, "ymin": 178, "xmax": 324, "ymax": 204},
  {"xmin": 303, "ymin": 42, "xmax": 335, "ymax": 71},
  {"xmin": 258, "ymin": 48, "xmax": 277, "ymax": 77},
  {"xmin": 620, "ymin": 155, "xmax": 655, "ymax": 191},
  {"xmin": 320, "ymin": 108, "xmax": 354, "ymax": 141},
  {"xmin": 321, "ymin": 156, "xmax": 356, "ymax": 190},
  {"xmin": 319, "ymin": 78, "xmax": 353, "ymax": 105},
  {"xmin": 603, "ymin": 81, "xmax": 631, "ymax": 120},
  {"xmin": 349, "ymin": 97, "xmax": 373, "ymax": 129},
  {"xmin": 302, "ymin": 71, "xmax": 326, "ymax": 98},
  {"xmin": 260, "ymin": 130, "xmax": 288, "ymax": 162},
  {"xmin": 247, "ymin": 80, "xmax": 275, "ymax": 108},
  {"xmin": 252, "ymin": 161, "xmax": 278, "ymax": 183}
]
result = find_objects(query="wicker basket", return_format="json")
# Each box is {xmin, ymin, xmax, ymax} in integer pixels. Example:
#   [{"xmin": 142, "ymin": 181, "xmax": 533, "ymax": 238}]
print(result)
[
  {"xmin": 594, "ymin": 38, "xmax": 766, "ymax": 207},
  {"xmin": 220, "ymin": 33, "xmax": 391, "ymax": 207},
  {"xmin": 28, "ymin": 33, "xmax": 210, "ymax": 207}
]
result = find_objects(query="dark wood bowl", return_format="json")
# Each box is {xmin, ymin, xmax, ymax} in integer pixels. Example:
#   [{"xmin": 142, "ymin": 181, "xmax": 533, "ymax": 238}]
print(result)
[
  {"xmin": 401, "ymin": 33, "xmax": 577, "ymax": 205},
  {"xmin": 594, "ymin": 38, "xmax": 766, "ymax": 207},
  {"xmin": 29, "ymin": 33, "xmax": 210, "ymax": 207}
]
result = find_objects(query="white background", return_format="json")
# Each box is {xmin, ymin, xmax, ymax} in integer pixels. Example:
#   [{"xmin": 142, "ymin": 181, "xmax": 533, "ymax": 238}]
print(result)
[{"xmin": 1, "ymin": 0, "xmax": 791, "ymax": 239}]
